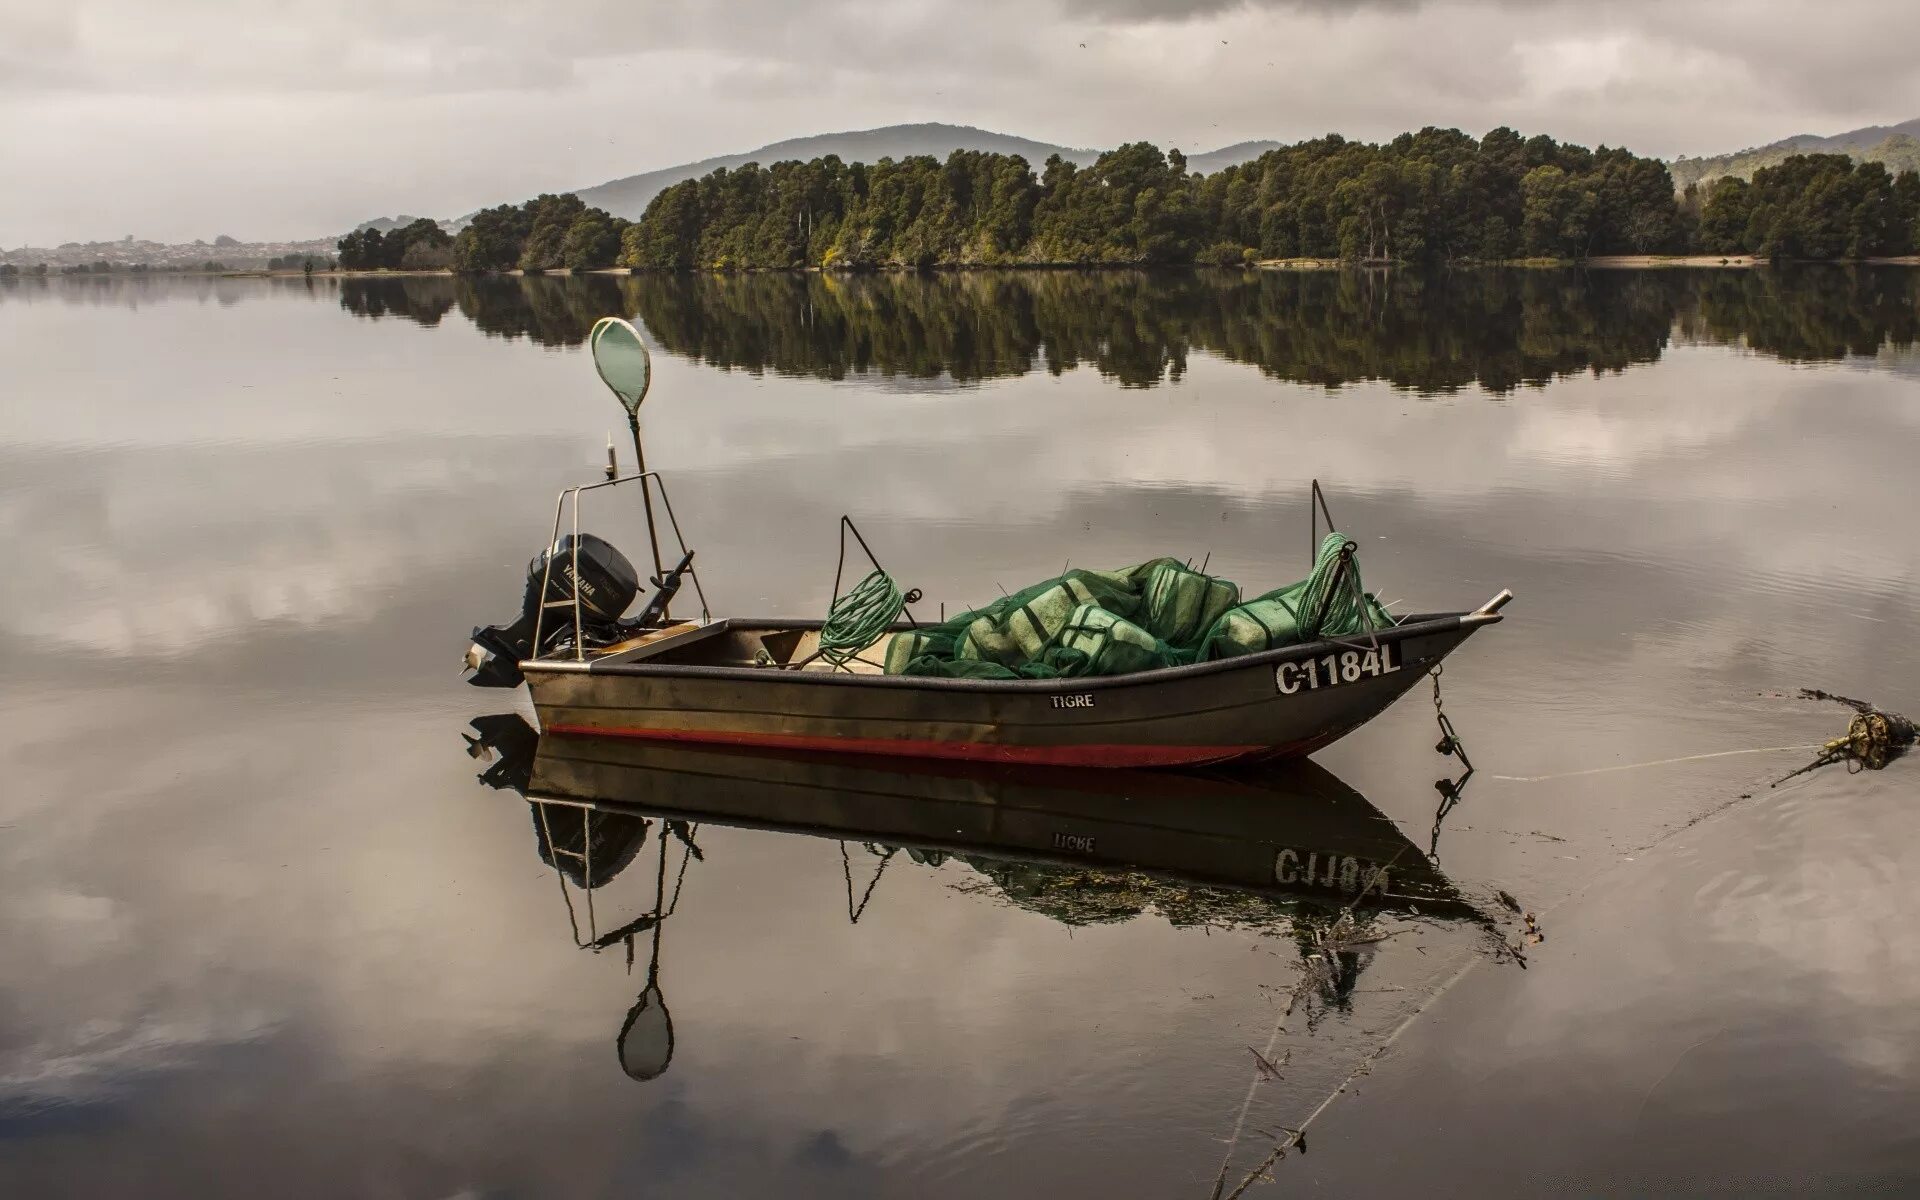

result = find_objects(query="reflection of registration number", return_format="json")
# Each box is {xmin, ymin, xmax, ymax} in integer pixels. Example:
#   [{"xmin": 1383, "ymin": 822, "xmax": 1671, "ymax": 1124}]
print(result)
[{"xmin": 1275, "ymin": 642, "xmax": 1401, "ymax": 694}]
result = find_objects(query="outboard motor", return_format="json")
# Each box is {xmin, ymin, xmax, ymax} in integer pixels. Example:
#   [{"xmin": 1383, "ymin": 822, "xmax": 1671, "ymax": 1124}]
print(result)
[
  {"xmin": 464, "ymin": 533, "xmax": 641, "ymax": 688},
  {"xmin": 464, "ymin": 535, "xmax": 698, "ymax": 688}
]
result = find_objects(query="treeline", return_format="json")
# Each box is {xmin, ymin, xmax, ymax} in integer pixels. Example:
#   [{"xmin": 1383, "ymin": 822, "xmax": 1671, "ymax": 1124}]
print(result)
[
  {"xmin": 338, "ymin": 196, "xmax": 634, "ymax": 273},
  {"xmin": 1693, "ymin": 154, "xmax": 1920, "ymax": 259},
  {"xmin": 621, "ymin": 130, "xmax": 1693, "ymax": 268},
  {"xmin": 451, "ymin": 194, "xmax": 628, "ymax": 272},
  {"xmin": 335, "ymin": 133, "xmax": 1920, "ymax": 275},
  {"xmin": 626, "ymin": 133, "xmax": 1920, "ymax": 268},
  {"xmin": 331, "ymin": 265, "xmax": 1920, "ymax": 389},
  {"xmin": 337, "ymin": 218, "xmax": 454, "ymax": 270}
]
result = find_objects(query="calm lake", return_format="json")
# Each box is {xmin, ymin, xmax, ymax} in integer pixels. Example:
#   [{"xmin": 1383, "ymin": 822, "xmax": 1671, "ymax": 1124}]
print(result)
[{"xmin": 3, "ymin": 267, "xmax": 1918, "ymax": 1196}]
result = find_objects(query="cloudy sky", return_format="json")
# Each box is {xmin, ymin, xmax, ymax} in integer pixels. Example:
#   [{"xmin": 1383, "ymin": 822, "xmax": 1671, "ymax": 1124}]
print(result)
[{"xmin": 3, "ymin": 0, "xmax": 1918, "ymax": 245}]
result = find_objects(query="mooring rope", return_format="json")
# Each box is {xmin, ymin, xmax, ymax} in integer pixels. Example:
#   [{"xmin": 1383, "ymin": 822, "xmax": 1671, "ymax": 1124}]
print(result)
[
  {"xmin": 818, "ymin": 568, "xmax": 905, "ymax": 671},
  {"xmin": 1489, "ymin": 744, "xmax": 1826, "ymax": 783}
]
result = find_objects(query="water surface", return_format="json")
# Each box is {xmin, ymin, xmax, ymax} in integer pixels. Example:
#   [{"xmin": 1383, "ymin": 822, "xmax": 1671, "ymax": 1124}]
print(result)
[{"xmin": 3, "ymin": 267, "xmax": 1917, "ymax": 1196}]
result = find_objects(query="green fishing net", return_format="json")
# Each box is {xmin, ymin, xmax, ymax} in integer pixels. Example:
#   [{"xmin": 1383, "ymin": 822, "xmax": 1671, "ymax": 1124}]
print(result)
[{"xmin": 887, "ymin": 535, "xmax": 1392, "ymax": 680}]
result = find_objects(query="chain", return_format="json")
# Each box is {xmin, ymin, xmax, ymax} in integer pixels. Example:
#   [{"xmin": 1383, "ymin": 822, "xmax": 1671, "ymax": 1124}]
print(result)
[{"xmin": 1428, "ymin": 662, "xmax": 1474, "ymax": 861}]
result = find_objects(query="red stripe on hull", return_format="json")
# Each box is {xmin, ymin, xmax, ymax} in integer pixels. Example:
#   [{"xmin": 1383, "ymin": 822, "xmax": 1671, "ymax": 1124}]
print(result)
[{"xmin": 542, "ymin": 723, "xmax": 1275, "ymax": 768}]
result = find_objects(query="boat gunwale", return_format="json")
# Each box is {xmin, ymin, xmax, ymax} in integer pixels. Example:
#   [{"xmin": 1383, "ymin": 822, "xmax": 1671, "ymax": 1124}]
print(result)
[{"xmin": 521, "ymin": 610, "xmax": 1491, "ymax": 694}]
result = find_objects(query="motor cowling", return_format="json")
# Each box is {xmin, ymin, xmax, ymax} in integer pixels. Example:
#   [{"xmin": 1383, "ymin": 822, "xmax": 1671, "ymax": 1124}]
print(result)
[{"xmin": 465, "ymin": 533, "xmax": 641, "ymax": 687}]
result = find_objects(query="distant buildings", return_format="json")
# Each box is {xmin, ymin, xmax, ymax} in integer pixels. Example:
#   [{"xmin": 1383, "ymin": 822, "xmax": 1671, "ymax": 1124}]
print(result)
[{"xmin": 0, "ymin": 234, "xmax": 339, "ymax": 271}]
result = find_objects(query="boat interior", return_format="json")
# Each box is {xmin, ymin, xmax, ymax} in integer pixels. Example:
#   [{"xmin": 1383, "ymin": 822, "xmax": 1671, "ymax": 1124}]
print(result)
[
  {"xmin": 533, "ymin": 609, "xmax": 1453, "ymax": 678},
  {"xmin": 550, "ymin": 618, "xmax": 895, "ymax": 674}
]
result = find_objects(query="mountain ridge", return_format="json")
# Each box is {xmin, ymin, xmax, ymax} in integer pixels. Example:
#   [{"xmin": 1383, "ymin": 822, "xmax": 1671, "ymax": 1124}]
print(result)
[
  {"xmin": 1671, "ymin": 117, "xmax": 1920, "ymax": 191},
  {"xmin": 551, "ymin": 123, "xmax": 1282, "ymax": 221}
]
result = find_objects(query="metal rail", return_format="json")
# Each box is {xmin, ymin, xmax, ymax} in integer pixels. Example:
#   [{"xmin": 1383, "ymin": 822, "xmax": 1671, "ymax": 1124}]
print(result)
[{"xmin": 532, "ymin": 470, "xmax": 711, "ymax": 662}]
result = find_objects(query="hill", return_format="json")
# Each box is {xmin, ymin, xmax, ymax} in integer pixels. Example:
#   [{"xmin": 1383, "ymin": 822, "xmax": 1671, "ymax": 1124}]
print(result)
[
  {"xmin": 569, "ymin": 124, "xmax": 1092, "ymax": 220},
  {"xmin": 1187, "ymin": 140, "xmax": 1285, "ymax": 174},
  {"xmin": 352, "ymin": 215, "xmax": 433, "ymax": 234},
  {"xmin": 564, "ymin": 123, "xmax": 1279, "ymax": 220},
  {"xmin": 1671, "ymin": 117, "xmax": 1920, "ymax": 192}
]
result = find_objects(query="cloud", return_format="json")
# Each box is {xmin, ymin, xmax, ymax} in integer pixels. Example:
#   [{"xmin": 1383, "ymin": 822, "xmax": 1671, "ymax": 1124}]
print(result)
[{"xmin": 0, "ymin": 0, "xmax": 1917, "ymax": 243}]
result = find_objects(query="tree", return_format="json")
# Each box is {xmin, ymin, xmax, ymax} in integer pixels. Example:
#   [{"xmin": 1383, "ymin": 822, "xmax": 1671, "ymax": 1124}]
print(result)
[
  {"xmin": 399, "ymin": 239, "xmax": 455, "ymax": 270},
  {"xmin": 1706, "ymin": 154, "xmax": 1914, "ymax": 259},
  {"xmin": 518, "ymin": 194, "xmax": 588, "ymax": 272},
  {"xmin": 455, "ymin": 205, "xmax": 534, "ymax": 271},
  {"xmin": 1898, "ymin": 170, "xmax": 1920, "ymax": 256},
  {"xmin": 1698, "ymin": 177, "xmax": 1753, "ymax": 254},
  {"xmin": 383, "ymin": 217, "xmax": 450, "ymax": 268},
  {"xmin": 337, "ymin": 227, "xmax": 386, "ymax": 270},
  {"xmin": 561, "ymin": 210, "xmax": 625, "ymax": 270}
]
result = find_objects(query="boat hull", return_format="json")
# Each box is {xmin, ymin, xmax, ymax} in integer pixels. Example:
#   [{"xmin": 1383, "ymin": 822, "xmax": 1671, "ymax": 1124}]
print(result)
[{"xmin": 525, "ymin": 613, "xmax": 1488, "ymax": 768}]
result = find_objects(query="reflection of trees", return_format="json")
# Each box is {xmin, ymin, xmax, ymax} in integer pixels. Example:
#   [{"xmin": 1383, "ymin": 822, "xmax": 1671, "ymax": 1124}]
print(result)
[
  {"xmin": 1679, "ymin": 265, "xmax": 1920, "ymax": 361},
  {"xmin": 335, "ymin": 274, "xmax": 630, "ymax": 346},
  {"xmin": 457, "ymin": 274, "xmax": 631, "ymax": 346},
  {"xmin": 338, "ymin": 276, "xmax": 455, "ymax": 326},
  {"xmin": 329, "ymin": 267, "xmax": 1920, "ymax": 390},
  {"xmin": 631, "ymin": 272, "xmax": 1051, "ymax": 383},
  {"xmin": 627, "ymin": 269, "xmax": 1685, "ymax": 393}
]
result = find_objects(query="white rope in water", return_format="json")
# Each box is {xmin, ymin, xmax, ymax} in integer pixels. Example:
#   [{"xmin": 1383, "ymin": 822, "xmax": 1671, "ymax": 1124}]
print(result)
[
  {"xmin": 1210, "ymin": 739, "xmax": 1833, "ymax": 1193},
  {"xmin": 1489, "ymin": 745, "xmax": 1825, "ymax": 783}
]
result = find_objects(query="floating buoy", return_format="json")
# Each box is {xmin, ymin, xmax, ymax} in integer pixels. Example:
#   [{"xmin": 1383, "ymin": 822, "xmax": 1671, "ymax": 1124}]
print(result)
[{"xmin": 1773, "ymin": 690, "xmax": 1916, "ymax": 785}]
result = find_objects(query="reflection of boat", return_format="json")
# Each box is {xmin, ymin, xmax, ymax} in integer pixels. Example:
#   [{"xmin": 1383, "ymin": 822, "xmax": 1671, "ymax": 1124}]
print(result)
[
  {"xmin": 516, "ymin": 726, "xmax": 1470, "ymax": 914},
  {"xmin": 462, "ymin": 714, "xmax": 1484, "ymax": 1084}
]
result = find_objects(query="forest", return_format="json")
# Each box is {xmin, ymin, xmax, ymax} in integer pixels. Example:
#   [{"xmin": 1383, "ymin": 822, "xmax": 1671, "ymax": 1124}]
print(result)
[
  {"xmin": 338, "ymin": 130, "xmax": 1920, "ymax": 272},
  {"xmin": 1693, "ymin": 154, "xmax": 1920, "ymax": 259},
  {"xmin": 619, "ymin": 131, "xmax": 1920, "ymax": 268}
]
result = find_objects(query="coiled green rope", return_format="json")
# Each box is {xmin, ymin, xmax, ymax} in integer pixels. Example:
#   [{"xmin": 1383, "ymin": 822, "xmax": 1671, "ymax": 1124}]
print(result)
[
  {"xmin": 819, "ymin": 569, "xmax": 905, "ymax": 671},
  {"xmin": 1299, "ymin": 532, "xmax": 1366, "ymax": 639}
]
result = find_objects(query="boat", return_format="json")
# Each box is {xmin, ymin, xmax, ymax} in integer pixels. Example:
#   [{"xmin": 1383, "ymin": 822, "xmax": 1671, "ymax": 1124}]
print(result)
[{"xmin": 463, "ymin": 318, "xmax": 1511, "ymax": 769}]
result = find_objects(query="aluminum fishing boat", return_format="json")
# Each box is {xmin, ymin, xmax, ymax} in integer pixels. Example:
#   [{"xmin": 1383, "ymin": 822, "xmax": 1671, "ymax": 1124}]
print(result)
[
  {"xmin": 462, "ymin": 318, "xmax": 1510, "ymax": 769},
  {"xmin": 514, "ymin": 605, "xmax": 1505, "ymax": 769}
]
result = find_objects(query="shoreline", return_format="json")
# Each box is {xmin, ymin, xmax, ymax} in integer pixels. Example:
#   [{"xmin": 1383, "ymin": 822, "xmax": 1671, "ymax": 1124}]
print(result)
[{"xmin": 21, "ymin": 254, "xmax": 1918, "ymax": 282}]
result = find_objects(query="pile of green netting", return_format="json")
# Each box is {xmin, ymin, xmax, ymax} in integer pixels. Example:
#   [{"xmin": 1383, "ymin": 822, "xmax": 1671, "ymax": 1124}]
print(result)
[{"xmin": 883, "ymin": 532, "xmax": 1393, "ymax": 680}]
